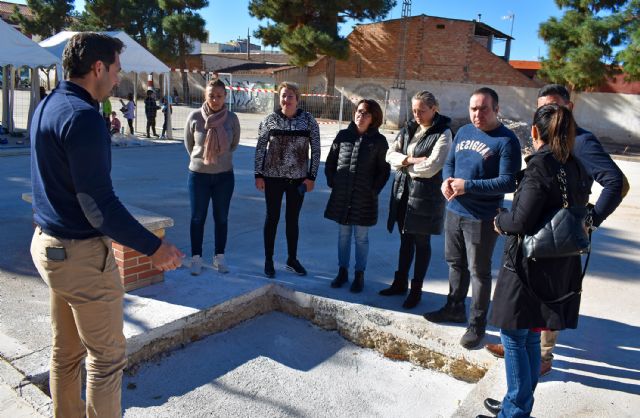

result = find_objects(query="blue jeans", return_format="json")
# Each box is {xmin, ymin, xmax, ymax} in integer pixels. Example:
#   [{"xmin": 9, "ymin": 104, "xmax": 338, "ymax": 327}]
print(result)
[
  {"xmin": 338, "ymin": 224, "xmax": 369, "ymax": 272},
  {"xmin": 188, "ymin": 170, "xmax": 234, "ymax": 256},
  {"xmin": 444, "ymin": 210, "xmax": 499, "ymax": 327},
  {"xmin": 499, "ymin": 329, "xmax": 541, "ymax": 418}
]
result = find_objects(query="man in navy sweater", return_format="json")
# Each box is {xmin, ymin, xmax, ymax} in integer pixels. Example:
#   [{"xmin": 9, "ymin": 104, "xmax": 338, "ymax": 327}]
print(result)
[
  {"xmin": 423, "ymin": 87, "xmax": 521, "ymax": 349},
  {"xmin": 485, "ymin": 84, "xmax": 629, "ymax": 377},
  {"xmin": 30, "ymin": 33, "xmax": 183, "ymax": 418}
]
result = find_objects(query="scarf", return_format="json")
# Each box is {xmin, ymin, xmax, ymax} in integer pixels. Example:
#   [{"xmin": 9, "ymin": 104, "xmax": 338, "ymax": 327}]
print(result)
[{"xmin": 200, "ymin": 103, "xmax": 229, "ymax": 165}]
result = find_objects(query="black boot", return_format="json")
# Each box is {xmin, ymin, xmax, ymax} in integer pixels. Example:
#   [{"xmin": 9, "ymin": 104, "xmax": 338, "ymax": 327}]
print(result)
[
  {"xmin": 423, "ymin": 301, "xmax": 466, "ymax": 323},
  {"xmin": 402, "ymin": 280, "xmax": 423, "ymax": 309},
  {"xmin": 330, "ymin": 267, "xmax": 349, "ymax": 288},
  {"xmin": 350, "ymin": 270, "xmax": 364, "ymax": 293},
  {"xmin": 264, "ymin": 257, "xmax": 275, "ymax": 278},
  {"xmin": 379, "ymin": 271, "xmax": 408, "ymax": 296}
]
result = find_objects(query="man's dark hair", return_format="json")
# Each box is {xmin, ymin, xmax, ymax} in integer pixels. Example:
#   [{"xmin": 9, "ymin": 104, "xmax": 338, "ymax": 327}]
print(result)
[
  {"xmin": 471, "ymin": 87, "xmax": 499, "ymax": 110},
  {"xmin": 63, "ymin": 33, "xmax": 124, "ymax": 79},
  {"xmin": 537, "ymin": 84, "xmax": 571, "ymax": 102}
]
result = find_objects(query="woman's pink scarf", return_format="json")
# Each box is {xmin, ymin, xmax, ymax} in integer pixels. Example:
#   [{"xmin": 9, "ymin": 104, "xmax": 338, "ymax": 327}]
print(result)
[{"xmin": 200, "ymin": 103, "xmax": 229, "ymax": 164}]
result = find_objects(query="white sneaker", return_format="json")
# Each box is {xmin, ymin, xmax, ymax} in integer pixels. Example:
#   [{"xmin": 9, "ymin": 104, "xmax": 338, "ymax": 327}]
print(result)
[
  {"xmin": 190, "ymin": 255, "xmax": 202, "ymax": 276},
  {"xmin": 213, "ymin": 254, "xmax": 229, "ymax": 273}
]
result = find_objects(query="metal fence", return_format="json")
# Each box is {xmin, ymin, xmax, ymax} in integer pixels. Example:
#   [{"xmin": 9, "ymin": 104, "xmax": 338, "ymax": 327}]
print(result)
[{"xmin": 2, "ymin": 68, "xmax": 387, "ymax": 141}]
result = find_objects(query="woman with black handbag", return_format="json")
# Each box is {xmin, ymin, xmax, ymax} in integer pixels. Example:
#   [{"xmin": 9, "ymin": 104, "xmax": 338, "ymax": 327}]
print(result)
[{"xmin": 483, "ymin": 104, "xmax": 590, "ymax": 417}]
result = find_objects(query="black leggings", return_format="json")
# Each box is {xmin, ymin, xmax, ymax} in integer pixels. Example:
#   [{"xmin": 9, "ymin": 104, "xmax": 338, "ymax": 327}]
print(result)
[
  {"xmin": 263, "ymin": 177, "xmax": 305, "ymax": 259},
  {"xmin": 397, "ymin": 232, "xmax": 432, "ymax": 286},
  {"xmin": 396, "ymin": 195, "xmax": 432, "ymax": 287},
  {"xmin": 127, "ymin": 118, "xmax": 134, "ymax": 134}
]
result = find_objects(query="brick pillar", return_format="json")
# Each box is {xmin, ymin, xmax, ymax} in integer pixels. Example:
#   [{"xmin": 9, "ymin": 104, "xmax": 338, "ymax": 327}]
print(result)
[{"xmin": 112, "ymin": 229, "xmax": 165, "ymax": 291}]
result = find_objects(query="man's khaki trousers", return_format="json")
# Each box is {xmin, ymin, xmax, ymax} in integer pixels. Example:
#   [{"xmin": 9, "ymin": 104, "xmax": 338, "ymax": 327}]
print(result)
[{"xmin": 31, "ymin": 227, "xmax": 126, "ymax": 418}]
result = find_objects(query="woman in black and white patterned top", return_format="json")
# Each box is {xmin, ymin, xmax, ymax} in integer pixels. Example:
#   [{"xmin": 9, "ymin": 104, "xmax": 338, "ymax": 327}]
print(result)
[{"xmin": 254, "ymin": 81, "xmax": 321, "ymax": 278}]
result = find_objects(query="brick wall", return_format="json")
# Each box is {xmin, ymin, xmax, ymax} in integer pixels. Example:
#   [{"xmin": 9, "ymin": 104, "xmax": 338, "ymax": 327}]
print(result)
[
  {"xmin": 467, "ymin": 41, "xmax": 538, "ymax": 87},
  {"xmin": 113, "ymin": 229, "xmax": 165, "ymax": 292},
  {"xmin": 309, "ymin": 15, "xmax": 536, "ymax": 88}
]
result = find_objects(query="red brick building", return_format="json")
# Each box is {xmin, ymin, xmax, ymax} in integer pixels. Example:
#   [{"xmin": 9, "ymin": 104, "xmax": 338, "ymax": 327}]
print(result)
[{"xmin": 284, "ymin": 14, "xmax": 537, "ymax": 89}]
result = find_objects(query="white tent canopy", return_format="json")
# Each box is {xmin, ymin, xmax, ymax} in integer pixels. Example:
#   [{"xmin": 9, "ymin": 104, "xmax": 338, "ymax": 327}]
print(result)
[
  {"xmin": 40, "ymin": 31, "xmax": 170, "ymax": 74},
  {"xmin": 0, "ymin": 19, "xmax": 60, "ymax": 133},
  {"xmin": 39, "ymin": 30, "xmax": 173, "ymax": 138},
  {"xmin": 0, "ymin": 19, "xmax": 61, "ymax": 68}
]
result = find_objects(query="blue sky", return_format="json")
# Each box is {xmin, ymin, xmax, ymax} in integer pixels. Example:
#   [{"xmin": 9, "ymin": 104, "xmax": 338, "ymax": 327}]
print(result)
[{"xmin": 17, "ymin": 0, "xmax": 563, "ymax": 60}]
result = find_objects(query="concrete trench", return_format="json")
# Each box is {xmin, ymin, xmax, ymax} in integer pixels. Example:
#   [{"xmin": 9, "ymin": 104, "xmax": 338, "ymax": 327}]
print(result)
[
  {"xmin": 126, "ymin": 284, "xmax": 489, "ymax": 384},
  {"xmin": 15, "ymin": 283, "xmax": 495, "ymax": 417}
]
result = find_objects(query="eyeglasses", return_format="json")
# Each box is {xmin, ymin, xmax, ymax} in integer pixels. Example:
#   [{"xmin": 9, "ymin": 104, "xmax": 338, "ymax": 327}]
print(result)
[{"xmin": 356, "ymin": 109, "xmax": 371, "ymax": 117}]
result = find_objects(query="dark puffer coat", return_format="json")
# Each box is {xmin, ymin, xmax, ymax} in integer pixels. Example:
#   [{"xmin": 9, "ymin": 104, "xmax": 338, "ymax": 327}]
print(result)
[
  {"xmin": 324, "ymin": 122, "xmax": 390, "ymax": 226},
  {"xmin": 387, "ymin": 113, "xmax": 452, "ymax": 235},
  {"xmin": 490, "ymin": 147, "xmax": 591, "ymax": 330}
]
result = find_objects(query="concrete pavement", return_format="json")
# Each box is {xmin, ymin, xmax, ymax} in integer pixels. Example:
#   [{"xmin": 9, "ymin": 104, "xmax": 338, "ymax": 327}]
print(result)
[{"xmin": 0, "ymin": 113, "xmax": 638, "ymax": 417}]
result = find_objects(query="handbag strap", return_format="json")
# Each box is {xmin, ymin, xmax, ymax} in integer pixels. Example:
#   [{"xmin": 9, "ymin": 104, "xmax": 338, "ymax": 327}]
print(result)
[
  {"xmin": 557, "ymin": 164, "xmax": 593, "ymax": 279},
  {"xmin": 557, "ymin": 167, "xmax": 569, "ymax": 208}
]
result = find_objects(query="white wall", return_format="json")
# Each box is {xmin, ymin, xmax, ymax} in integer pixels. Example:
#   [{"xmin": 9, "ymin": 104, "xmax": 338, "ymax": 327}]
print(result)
[
  {"xmin": 573, "ymin": 92, "xmax": 640, "ymax": 145},
  {"xmin": 326, "ymin": 77, "xmax": 638, "ymax": 144}
]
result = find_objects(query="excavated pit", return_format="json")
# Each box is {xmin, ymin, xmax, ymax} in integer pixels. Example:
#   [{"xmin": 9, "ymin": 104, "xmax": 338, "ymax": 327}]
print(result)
[
  {"xmin": 23, "ymin": 284, "xmax": 493, "ymax": 417},
  {"xmin": 125, "ymin": 284, "xmax": 489, "ymax": 383}
]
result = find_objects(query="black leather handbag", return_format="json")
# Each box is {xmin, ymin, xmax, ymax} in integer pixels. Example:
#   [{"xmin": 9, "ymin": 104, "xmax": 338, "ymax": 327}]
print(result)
[{"xmin": 522, "ymin": 167, "xmax": 591, "ymax": 259}]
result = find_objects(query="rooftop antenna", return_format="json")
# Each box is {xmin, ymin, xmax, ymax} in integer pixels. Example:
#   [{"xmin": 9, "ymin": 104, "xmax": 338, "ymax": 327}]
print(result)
[{"xmin": 502, "ymin": 12, "xmax": 515, "ymax": 37}]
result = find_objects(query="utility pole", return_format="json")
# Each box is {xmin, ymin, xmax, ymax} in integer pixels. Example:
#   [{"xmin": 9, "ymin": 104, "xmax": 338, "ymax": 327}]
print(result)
[
  {"xmin": 387, "ymin": 0, "xmax": 412, "ymax": 128},
  {"xmin": 392, "ymin": 0, "xmax": 411, "ymax": 89},
  {"xmin": 247, "ymin": 28, "xmax": 251, "ymax": 60}
]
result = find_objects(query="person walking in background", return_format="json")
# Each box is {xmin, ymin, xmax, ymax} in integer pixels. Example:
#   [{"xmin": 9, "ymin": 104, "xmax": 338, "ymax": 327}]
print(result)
[
  {"xmin": 423, "ymin": 87, "xmax": 521, "ymax": 349},
  {"xmin": 160, "ymin": 96, "xmax": 172, "ymax": 139},
  {"xmin": 102, "ymin": 96, "xmax": 112, "ymax": 132},
  {"xmin": 254, "ymin": 81, "xmax": 321, "ymax": 278},
  {"xmin": 30, "ymin": 32, "xmax": 183, "ymax": 418},
  {"xmin": 110, "ymin": 111, "xmax": 121, "ymax": 135},
  {"xmin": 184, "ymin": 79, "xmax": 240, "ymax": 275},
  {"xmin": 324, "ymin": 99, "xmax": 390, "ymax": 293},
  {"xmin": 480, "ymin": 104, "xmax": 590, "ymax": 418},
  {"xmin": 173, "ymin": 87, "xmax": 180, "ymax": 104},
  {"xmin": 121, "ymin": 93, "xmax": 135, "ymax": 134},
  {"xmin": 144, "ymin": 90, "xmax": 160, "ymax": 138},
  {"xmin": 379, "ymin": 91, "xmax": 452, "ymax": 309},
  {"xmin": 484, "ymin": 84, "xmax": 630, "ymax": 376}
]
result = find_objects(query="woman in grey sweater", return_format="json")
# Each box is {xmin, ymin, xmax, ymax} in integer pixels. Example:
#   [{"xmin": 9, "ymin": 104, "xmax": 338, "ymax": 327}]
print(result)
[{"xmin": 184, "ymin": 79, "xmax": 241, "ymax": 275}]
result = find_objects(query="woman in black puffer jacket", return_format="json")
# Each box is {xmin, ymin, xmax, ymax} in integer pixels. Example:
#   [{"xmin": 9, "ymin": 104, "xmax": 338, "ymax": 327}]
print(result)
[
  {"xmin": 324, "ymin": 99, "xmax": 390, "ymax": 293},
  {"xmin": 380, "ymin": 91, "xmax": 453, "ymax": 309}
]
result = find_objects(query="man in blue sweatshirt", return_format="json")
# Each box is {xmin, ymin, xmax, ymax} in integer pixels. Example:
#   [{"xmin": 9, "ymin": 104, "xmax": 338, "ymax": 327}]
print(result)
[
  {"xmin": 30, "ymin": 33, "xmax": 184, "ymax": 418},
  {"xmin": 485, "ymin": 84, "xmax": 629, "ymax": 377},
  {"xmin": 423, "ymin": 87, "xmax": 521, "ymax": 349}
]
